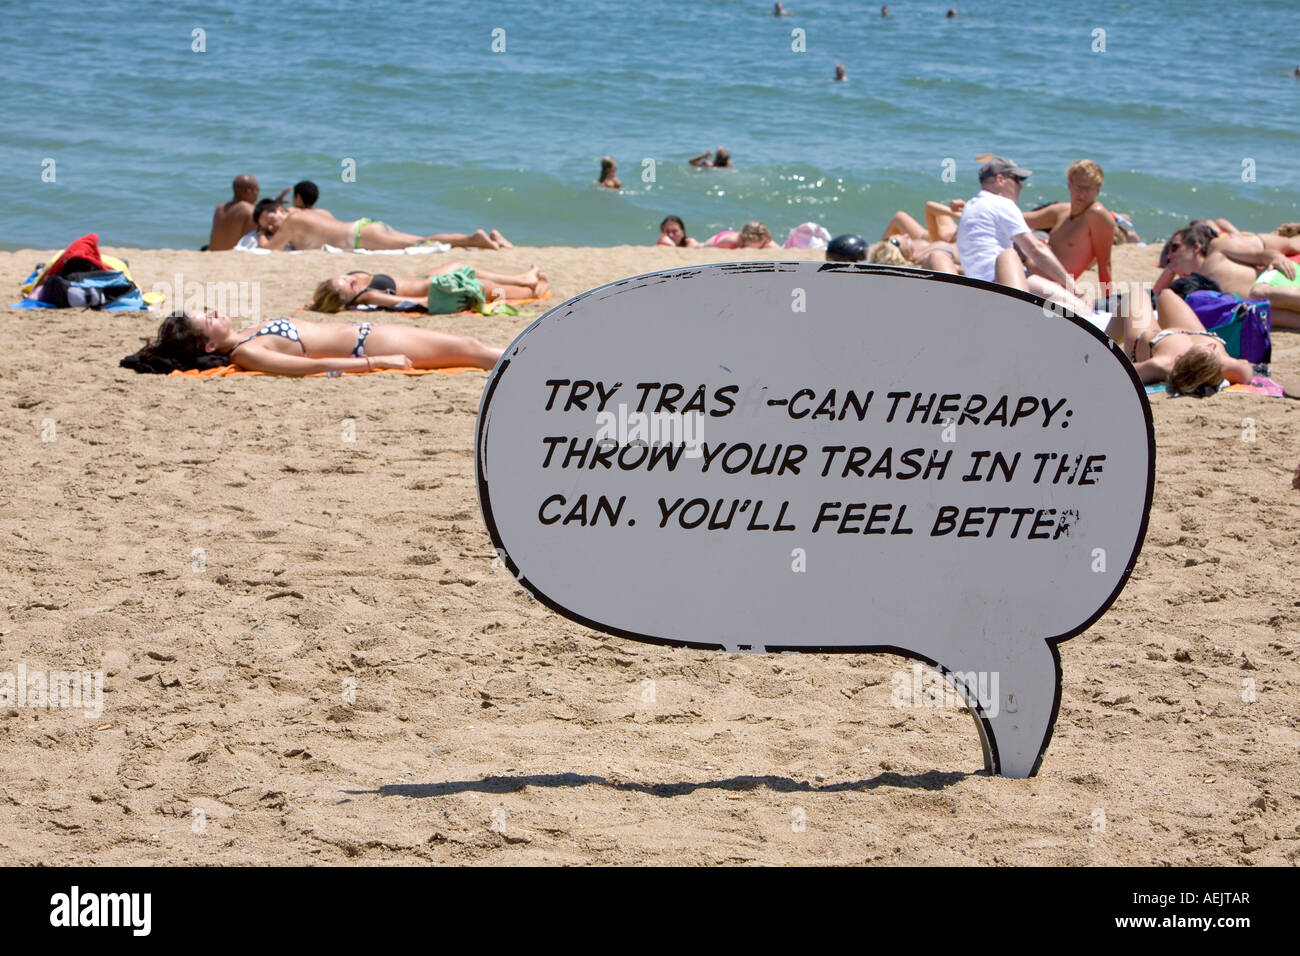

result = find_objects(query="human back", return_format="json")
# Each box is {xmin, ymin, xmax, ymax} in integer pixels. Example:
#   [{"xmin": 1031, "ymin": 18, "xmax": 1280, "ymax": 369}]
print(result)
[{"xmin": 956, "ymin": 189, "xmax": 1029, "ymax": 282}]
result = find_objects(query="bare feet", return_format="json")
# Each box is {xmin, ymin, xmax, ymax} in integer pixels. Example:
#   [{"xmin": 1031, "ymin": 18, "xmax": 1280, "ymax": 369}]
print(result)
[
  {"xmin": 532, "ymin": 270, "xmax": 550, "ymax": 299},
  {"xmin": 490, "ymin": 229, "xmax": 513, "ymax": 249},
  {"xmin": 462, "ymin": 229, "xmax": 497, "ymax": 249}
]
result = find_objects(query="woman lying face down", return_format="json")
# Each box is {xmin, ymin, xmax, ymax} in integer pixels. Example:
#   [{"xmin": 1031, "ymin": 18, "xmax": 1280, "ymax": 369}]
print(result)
[{"xmin": 121, "ymin": 310, "xmax": 504, "ymax": 376}]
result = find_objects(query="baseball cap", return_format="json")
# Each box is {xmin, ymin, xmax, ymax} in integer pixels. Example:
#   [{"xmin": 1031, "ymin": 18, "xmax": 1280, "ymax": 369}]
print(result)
[{"xmin": 979, "ymin": 156, "xmax": 1033, "ymax": 182}]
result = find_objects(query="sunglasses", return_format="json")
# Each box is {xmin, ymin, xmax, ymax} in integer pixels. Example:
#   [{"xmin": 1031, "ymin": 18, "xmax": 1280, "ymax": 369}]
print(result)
[
  {"xmin": 1167, "ymin": 242, "xmax": 1183, "ymax": 252},
  {"xmin": 888, "ymin": 237, "xmax": 901, "ymax": 248}
]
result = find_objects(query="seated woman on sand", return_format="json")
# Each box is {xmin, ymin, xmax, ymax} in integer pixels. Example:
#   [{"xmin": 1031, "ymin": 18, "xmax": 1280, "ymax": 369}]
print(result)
[
  {"xmin": 122, "ymin": 311, "xmax": 503, "ymax": 376},
  {"xmin": 881, "ymin": 200, "xmax": 965, "ymax": 244},
  {"xmin": 866, "ymin": 236, "xmax": 961, "ymax": 274},
  {"xmin": 1123, "ymin": 289, "xmax": 1254, "ymax": 391},
  {"xmin": 656, "ymin": 215, "xmax": 699, "ymax": 247},
  {"xmin": 703, "ymin": 221, "xmax": 781, "ymax": 250},
  {"xmin": 252, "ymin": 200, "xmax": 513, "ymax": 252},
  {"xmin": 310, "ymin": 264, "xmax": 549, "ymax": 314}
]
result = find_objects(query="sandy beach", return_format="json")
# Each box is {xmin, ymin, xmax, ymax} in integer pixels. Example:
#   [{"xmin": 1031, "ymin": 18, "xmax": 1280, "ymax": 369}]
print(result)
[{"xmin": 1, "ymin": 243, "xmax": 1298, "ymax": 866}]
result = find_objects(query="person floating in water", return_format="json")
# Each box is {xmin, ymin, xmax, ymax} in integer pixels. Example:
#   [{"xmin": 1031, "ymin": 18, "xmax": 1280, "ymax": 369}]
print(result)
[
  {"xmin": 251, "ymin": 200, "xmax": 512, "ymax": 252},
  {"xmin": 689, "ymin": 147, "xmax": 733, "ymax": 169},
  {"xmin": 597, "ymin": 157, "xmax": 622, "ymax": 190},
  {"xmin": 773, "ymin": 3, "xmax": 786, "ymax": 16},
  {"xmin": 833, "ymin": 63, "xmax": 847, "ymax": 81}
]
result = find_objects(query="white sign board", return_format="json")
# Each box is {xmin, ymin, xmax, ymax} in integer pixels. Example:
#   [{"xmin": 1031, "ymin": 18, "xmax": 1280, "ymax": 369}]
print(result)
[{"xmin": 476, "ymin": 263, "xmax": 1154, "ymax": 777}]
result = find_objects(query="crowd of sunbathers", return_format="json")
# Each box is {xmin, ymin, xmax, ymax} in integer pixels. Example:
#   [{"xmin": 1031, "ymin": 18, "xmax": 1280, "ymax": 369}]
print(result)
[
  {"xmin": 649, "ymin": 156, "xmax": 1300, "ymax": 400},
  {"xmin": 206, "ymin": 175, "xmax": 514, "ymax": 253},
  {"xmin": 139, "ymin": 156, "xmax": 1299, "ymax": 409}
]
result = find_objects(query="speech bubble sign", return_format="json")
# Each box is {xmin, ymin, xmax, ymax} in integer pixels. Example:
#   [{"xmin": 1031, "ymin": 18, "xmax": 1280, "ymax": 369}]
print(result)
[{"xmin": 476, "ymin": 263, "xmax": 1154, "ymax": 777}]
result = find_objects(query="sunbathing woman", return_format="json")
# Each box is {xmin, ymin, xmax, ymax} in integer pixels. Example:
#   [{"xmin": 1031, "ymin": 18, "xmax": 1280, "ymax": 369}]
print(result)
[
  {"xmin": 252, "ymin": 201, "xmax": 513, "ymax": 252},
  {"xmin": 656, "ymin": 215, "xmax": 699, "ymax": 247},
  {"xmin": 704, "ymin": 221, "xmax": 781, "ymax": 250},
  {"xmin": 1123, "ymin": 289, "xmax": 1253, "ymax": 390},
  {"xmin": 122, "ymin": 310, "xmax": 503, "ymax": 376},
  {"xmin": 310, "ymin": 264, "xmax": 549, "ymax": 314},
  {"xmin": 881, "ymin": 200, "xmax": 965, "ymax": 244},
  {"xmin": 866, "ymin": 236, "xmax": 961, "ymax": 274}
]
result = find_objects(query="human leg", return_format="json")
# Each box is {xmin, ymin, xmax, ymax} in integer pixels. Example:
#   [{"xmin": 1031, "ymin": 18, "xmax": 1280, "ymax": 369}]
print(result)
[
  {"xmin": 1250, "ymin": 275, "xmax": 1300, "ymax": 330},
  {"xmin": 993, "ymin": 248, "xmax": 1029, "ymax": 291},
  {"xmin": 366, "ymin": 326, "xmax": 504, "ymax": 370},
  {"xmin": 881, "ymin": 210, "xmax": 926, "ymax": 241},
  {"xmin": 1155, "ymin": 289, "xmax": 1208, "ymax": 332}
]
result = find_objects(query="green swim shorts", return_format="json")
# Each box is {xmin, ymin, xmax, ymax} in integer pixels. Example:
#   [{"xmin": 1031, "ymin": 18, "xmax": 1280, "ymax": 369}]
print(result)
[{"xmin": 1258, "ymin": 267, "xmax": 1300, "ymax": 289}]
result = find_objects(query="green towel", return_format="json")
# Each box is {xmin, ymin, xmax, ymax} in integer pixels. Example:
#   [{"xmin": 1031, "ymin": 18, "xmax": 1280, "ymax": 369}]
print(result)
[{"xmin": 426, "ymin": 267, "xmax": 518, "ymax": 316}]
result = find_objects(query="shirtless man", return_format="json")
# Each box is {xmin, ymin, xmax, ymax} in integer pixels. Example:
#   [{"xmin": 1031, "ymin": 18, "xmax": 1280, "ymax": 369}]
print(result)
[
  {"xmin": 207, "ymin": 175, "xmax": 261, "ymax": 251},
  {"xmin": 955, "ymin": 156, "xmax": 1093, "ymax": 316},
  {"xmin": 1162, "ymin": 224, "xmax": 1300, "ymax": 329},
  {"xmin": 1024, "ymin": 160, "xmax": 1115, "ymax": 299},
  {"xmin": 251, "ymin": 200, "xmax": 511, "ymax": 252}
]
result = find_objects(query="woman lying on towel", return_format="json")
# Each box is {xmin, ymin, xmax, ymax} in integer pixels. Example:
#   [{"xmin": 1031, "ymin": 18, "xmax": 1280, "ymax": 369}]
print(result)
[
  {"xmin": 122, "ymin": 310, "xmax": 503, "ymax": 375},
  {"xmin": 866, "ymin": 236, "xmax": 961, "ymax": 274},
  {"xmin": 309, "ymin": 263, "xmax": 549, "ymax": 314},
  {"xmin": 1123, "ymin": 289, "xmax": 1253, "ymax": 391}
]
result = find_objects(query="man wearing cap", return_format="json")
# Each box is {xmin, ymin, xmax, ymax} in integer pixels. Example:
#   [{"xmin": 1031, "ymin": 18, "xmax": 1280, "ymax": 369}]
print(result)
[{"xmin": 957, "ymin": 157, "xmax": 1088, "ymax": 311}]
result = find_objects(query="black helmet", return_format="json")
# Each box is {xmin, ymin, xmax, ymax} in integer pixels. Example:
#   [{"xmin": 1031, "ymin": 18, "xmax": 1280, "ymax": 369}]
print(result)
[{"xmin": 826, "ymin": 233, "xmax": 867, "ymax": 262}]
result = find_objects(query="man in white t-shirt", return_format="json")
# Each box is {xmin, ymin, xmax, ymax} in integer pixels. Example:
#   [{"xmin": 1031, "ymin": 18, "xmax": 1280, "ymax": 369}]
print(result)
[{"xmin": 957, "ymin": 157, "xmax": 1090, "ymax": 314}]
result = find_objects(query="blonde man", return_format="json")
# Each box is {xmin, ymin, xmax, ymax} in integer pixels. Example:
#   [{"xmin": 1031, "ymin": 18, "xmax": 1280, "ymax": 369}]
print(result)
[{"xmin": 1024, "ymin": 159, "xmax": 1116, "ymax": 300}]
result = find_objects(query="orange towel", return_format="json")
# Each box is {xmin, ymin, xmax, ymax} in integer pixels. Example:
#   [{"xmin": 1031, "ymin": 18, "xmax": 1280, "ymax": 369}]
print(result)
[{"xmin": 168, "ymin": 365, "xmax": 479, "ymax": 378}]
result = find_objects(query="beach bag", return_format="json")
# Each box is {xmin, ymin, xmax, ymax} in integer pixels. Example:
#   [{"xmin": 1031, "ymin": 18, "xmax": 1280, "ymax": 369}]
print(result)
[
  {"xmin": 39, "ymin": 269, "xmax": 146, "ymax": 311},
  {"xmin": 1184, "ymin": 290, "xmax": 1271, "ymax": 364}
]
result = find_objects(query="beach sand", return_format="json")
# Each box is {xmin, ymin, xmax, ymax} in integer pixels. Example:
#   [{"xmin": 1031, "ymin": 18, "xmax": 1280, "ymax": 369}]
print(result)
[{"xmin": 1, "ymin": 244, "xmax": 1297, "ymax": 865}]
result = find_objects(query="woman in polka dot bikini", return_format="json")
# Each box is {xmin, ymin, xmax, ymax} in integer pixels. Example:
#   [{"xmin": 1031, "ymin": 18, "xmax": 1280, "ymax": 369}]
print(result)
[{"xmin": 123, "ymin": 310, "xmax": 504, "ymax": 375}]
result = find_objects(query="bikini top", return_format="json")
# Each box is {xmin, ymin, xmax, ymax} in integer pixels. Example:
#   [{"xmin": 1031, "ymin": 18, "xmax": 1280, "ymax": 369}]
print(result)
[
  {"xmin": 345, "ymin": 271, "xmax": 395, "ymax": 307},
  {"xmin": 232, "ymin": 318, "xmax": 306, "ymax": 352}
]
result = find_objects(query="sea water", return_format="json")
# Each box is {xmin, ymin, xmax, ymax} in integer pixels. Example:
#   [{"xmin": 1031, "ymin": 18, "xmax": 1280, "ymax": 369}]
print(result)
[{"xmin": 1, "ymin": 0, "xmax": 1297, "ymax": 250}]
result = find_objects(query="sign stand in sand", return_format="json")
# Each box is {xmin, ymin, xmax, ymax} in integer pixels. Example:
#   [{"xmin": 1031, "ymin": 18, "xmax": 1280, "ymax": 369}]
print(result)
[{"xmin": 475, "ymin": 262, "xmax": 1155, "ymax": 777}]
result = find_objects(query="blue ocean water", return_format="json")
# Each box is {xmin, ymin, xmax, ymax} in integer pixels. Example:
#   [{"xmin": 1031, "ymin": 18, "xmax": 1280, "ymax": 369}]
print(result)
[{"xmin": 2, "ymin": 0, "xmax": 1298, "ymax": 250}]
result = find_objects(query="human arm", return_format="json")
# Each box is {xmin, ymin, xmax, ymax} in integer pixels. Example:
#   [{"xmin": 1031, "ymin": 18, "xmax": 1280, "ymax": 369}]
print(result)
[
  {"xmin": 1213, "ymin": 236, "xmax": 1297, "ymax": 278},
  {"xmin": 1023, "ymin": 202, "xmax": 1067, "ymax": 232},
  {"xmin": 1013, "ymin": 232, "xmax": 1077, "ymax": 293},
  {"xmin": 1089, "ymin": 207, "xmax": 1115, "ymax": 298},
  {"xmin": 688, "ymin": 151, "xmax": 713, "ymax": 167},
  {"xmin": 346, "ymin": 290, "xmax": 426, "ymax": 312},
  {"xmin": 259, "ymin": 225, "xmax": 294, "ymax": 251},
  {"xmin": 1222, "ymin": 356, "xmax": 1254, "ymax": 386},
  {"xmin": 229, "ymin": 347, "xmax": 412, "ymax": 375},
  {"xmin": 1132, "ymin": 355, "xmax": 1172, "ymax": 385}
]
